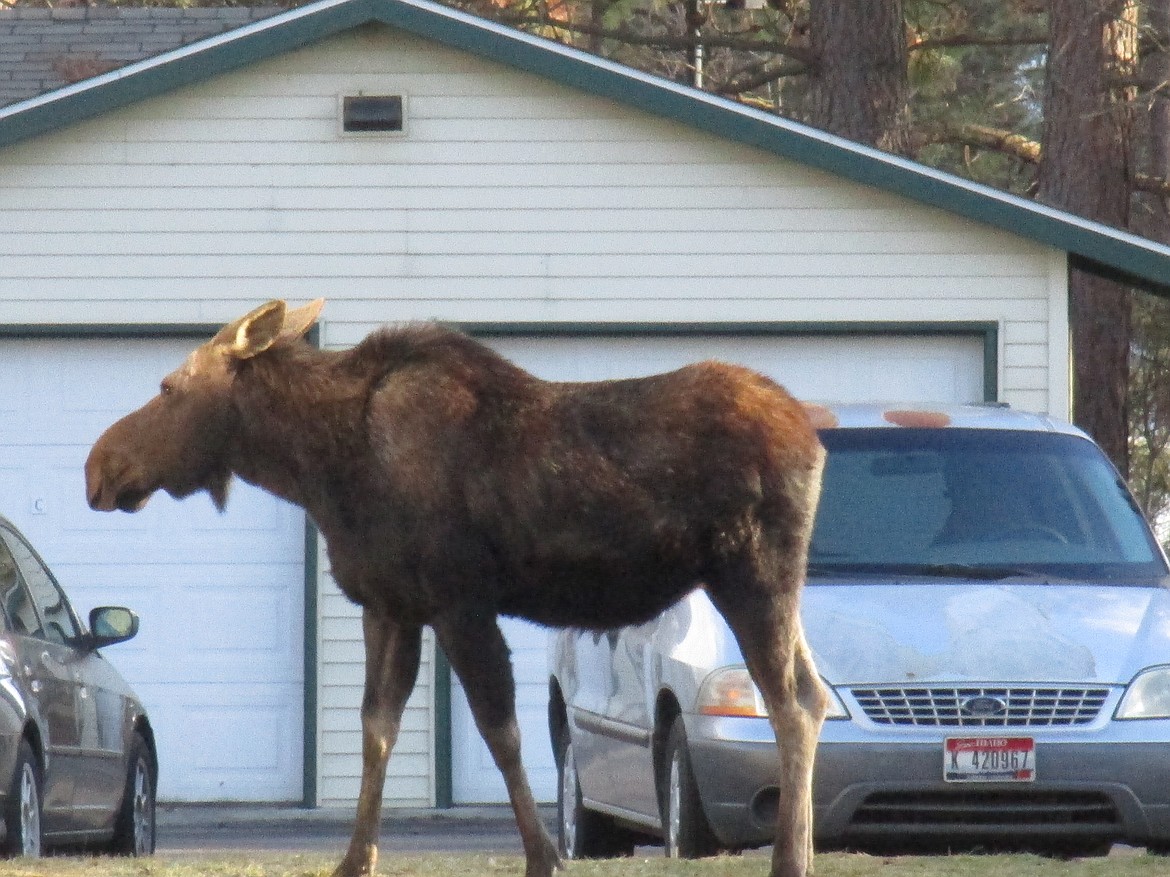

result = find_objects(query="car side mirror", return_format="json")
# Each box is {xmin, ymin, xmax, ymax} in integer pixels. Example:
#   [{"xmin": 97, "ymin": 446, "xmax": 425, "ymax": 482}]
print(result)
[{"xmin": 85, "ymin": 606, "xmax": 139, "ymax": 650}]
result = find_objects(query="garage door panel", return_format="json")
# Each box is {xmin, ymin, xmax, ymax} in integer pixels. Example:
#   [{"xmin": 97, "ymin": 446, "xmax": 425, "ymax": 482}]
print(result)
[
  {"xmin": 0, "ymin": 338, "xmax": 304, "ymax": 802},
  {"xmin": 5, "ymin": 340, "xmax": 179, "ymax": 442},
  {"xmin": 488, "ymin": 334, "xmax": 985, "ymax": 403},
  {"xmin": 137, "ymin": 682, "xmax": 302, "ymax": 802},
  {"xmin": 26, "ymin": 453, "xmax": 301, "ymax": 559},
  {"xmin": 56, "ymin": 566, "xmax": 302, "ymax": 681},
  {"xmin": 451, "ymin": 614, "xmax": 557, "ymax": 804}
]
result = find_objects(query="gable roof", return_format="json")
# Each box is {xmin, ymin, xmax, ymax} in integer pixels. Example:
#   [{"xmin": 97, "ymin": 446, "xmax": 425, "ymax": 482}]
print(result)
[{"xmin": 2, "ymin": 0, "xmax": 1170, "ymax": 297}]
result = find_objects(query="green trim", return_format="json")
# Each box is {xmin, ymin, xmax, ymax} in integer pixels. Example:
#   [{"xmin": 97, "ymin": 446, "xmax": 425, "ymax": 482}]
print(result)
[
  {"xmin": 433, "ymin": 646, "xmax": 453, "ymax": 809},
  {"xmin": 461, "ymin": 320, "xmax": 997, "ymax": 338},
  {"xmin": 0, "ymin": 324, "xmax": 217, "ymax": 339},
  {"xmin": 982, "ymin": 324, "xmax": 999, "ymax": 403},
  {"xmin": 302, "ymin": 517, "xmax": 320, "ymax": 808},
  {"xmin": 302, "ymin": 323, "xmax": 322, "ymax": 808},
  {"xmin": 2, "ymin": 0, "xmax": 1170, "ymax": 293}
]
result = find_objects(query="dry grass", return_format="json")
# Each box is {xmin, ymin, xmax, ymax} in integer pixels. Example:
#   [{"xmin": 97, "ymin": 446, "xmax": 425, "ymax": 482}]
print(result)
[{"xmin": 0, "ymin": 851, "xmax": 1164, "ymax": 877}]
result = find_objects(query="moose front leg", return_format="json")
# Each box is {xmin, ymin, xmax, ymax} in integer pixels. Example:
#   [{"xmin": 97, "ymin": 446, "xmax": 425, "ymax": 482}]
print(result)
[
  {"xmin": 435, "ymin": 610, "xmax": 561, "ymax": 877},
  {"xmin": 334, "ymin": 612, "xmax": 423, "ymax": 877}
]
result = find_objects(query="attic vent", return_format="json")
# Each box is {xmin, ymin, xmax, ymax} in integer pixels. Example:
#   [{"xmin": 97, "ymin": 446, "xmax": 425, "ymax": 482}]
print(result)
[{"xmin": 342, "ymin": 95, "xmax": 404, "ymax": 132}]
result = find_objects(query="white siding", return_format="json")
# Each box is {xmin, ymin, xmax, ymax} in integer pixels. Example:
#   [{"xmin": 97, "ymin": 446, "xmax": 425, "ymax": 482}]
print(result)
[
  {"xmin": 0, "ymin": 22, "xmax": 1067, "ymax": 806},
  {"xmin": 318, "ymin": 559, "xmax": 436, "ymax": 806}
]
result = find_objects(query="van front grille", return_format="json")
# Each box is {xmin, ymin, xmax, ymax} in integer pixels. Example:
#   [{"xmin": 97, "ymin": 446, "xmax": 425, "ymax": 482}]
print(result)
[{"xmin": 850, "ymin": 686, "xmax": 1110, "ymax": 727}]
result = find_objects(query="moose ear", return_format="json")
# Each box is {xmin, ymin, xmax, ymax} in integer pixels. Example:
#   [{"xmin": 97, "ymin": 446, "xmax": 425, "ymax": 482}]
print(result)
[
  {"xmin": 214, "ymin": 300, "xmax": 287, "ymax": 360},
  {"xmin": 280, "ymin": 298, "xmax": 324, "ymax": 342}
]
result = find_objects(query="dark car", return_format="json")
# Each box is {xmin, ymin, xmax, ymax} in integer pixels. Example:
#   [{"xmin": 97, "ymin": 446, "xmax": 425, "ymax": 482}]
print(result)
[
  {"xmin": 549, "ymin": 404, "xmax": 1170, "ymax": 859},
  {"xmin": 0, "ymin": 514, "xmax": 155, "ymax": 857}
]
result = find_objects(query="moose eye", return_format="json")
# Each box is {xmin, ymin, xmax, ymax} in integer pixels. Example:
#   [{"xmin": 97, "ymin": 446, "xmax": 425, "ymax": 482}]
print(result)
[{"xmin": 160, "ymin": 380, "xmax": 174, "ymax": 397}]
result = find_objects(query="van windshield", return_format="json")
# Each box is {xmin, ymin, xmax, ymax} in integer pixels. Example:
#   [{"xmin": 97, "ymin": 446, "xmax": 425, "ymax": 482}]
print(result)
[{"xmin": 810, "ymin": 428, "xmax": 1166, "ymax": 581}]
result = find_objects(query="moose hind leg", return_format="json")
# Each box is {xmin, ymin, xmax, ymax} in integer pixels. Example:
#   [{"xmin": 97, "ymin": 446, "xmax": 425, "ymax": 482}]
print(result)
[
  {"xmin": 709, "ymin": 589, "xmax": 827, "ymax": 877},
  {"xmin": 334, "ymin": 613, "xmax": 423, "ymax": 877},
  {"xmin": 435, "ymin": 610, "xmax": 561, "ymax": 877}
]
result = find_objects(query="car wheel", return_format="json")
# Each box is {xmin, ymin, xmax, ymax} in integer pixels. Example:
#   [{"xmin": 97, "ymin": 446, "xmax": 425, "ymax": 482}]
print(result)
[
  {"xmin": 3, "ymin": 740, "xmax": 42, "ymax": 858},
  {"xmin": 556, "ymin": 731, "xmax": 634, "ymax": 858},
  {"xmin": 110, "ymin": 733, "xmax": 156, "ymax": 856},
  {"xmin": 662, "ymin": 716, "xmax": 718, "ymax": 859}
]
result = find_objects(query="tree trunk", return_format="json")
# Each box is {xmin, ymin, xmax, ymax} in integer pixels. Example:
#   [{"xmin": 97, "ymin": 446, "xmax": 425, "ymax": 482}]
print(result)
[
  {"xmin": 1128, "ymin": 1, "xmax": 1170, "ymax": 528},
  {"xmin": 1132, "ymin": 0, "xmax": 1170, "ymax": 245},
  {"xmin": 806, "ymin": 0, "xmax": 911, "ymax": 156},
  {"xmin": 1036, "ymin": 0, "xmax": 1137, "ymax": 474}
]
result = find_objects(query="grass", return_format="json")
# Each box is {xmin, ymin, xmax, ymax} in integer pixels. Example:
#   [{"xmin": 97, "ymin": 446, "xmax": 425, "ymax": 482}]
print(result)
[{"xmin": 0, "ymin": 851, "xmax": 1165, "ymax": 877}]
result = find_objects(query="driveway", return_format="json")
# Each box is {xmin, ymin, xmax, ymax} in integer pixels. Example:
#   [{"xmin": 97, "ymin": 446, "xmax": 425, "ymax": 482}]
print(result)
[
  {"xmin": 157, "ymin": 804, "xmax": 544, "ymax": 855},
  {"xmin": 155, "ymin": 805, "xmax": 1150, "ymax": 862}
]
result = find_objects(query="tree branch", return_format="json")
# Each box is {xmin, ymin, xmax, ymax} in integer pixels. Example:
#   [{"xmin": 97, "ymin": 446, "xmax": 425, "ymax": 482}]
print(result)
[
  {"xmin": 466, "ymin": 4, "xmax": 815, "ymax": 63},
  {"xmin": 715, "ymin": 58, "xmax": 809, "ymax": 94},
  {"xmin": 921, "ymin": 123, "xmax": 1042, "ymax": 164},
  {"xmin": 910, "ymin": 31, "xmax": 1049, "ymax": 52},
  {"xmin": 1134, "ymin": 172, "xmax": 1170, "ymax": 198}
]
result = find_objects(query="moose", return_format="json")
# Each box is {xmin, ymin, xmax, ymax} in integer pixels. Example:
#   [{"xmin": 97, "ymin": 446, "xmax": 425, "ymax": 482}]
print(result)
[{"xmin": 85, "ymin": 299, "xmax": 828, "ymax": 877}]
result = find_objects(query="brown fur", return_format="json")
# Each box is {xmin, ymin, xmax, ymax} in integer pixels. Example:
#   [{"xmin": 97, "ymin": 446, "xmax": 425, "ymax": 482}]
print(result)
[{"xmin": 85, "ymin": 300, "xmax": 828, "ymax": 877}]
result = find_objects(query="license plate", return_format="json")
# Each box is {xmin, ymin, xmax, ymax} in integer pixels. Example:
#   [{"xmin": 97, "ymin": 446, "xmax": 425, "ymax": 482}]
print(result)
[{"xmin": 945, "ymin": 737, "xmax": 1034, "ymax": 782}]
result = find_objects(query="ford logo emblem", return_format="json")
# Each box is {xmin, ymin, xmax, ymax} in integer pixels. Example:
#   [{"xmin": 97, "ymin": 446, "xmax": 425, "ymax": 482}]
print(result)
[{"xmin": 961, "ymin": 695, "xmax": 1008, "ymax": 717}]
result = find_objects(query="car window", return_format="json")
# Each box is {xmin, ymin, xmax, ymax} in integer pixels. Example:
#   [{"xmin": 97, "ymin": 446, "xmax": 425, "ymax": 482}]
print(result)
[
  {"xmin": 0, "ymin": 526, "xmax": 78, "ymax": 645},
  {"xmin": 0, "ymin": 536, "xmax": 25, "ymax": 635},
  {"xmin": 811, "ymin": 428, "xmax": 1166, "ymax": 580}
]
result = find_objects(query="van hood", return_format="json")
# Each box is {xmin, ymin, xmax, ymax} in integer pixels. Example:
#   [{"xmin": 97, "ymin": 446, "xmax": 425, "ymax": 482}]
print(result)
[{"xmin": 802, "ymin": 580, "xmax": 1170, "ymax": 686}]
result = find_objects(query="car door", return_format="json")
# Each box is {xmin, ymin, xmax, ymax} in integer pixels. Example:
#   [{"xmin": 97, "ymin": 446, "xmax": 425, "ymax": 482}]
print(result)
[
  {"xmin": 564, "ymin": 629, "xmax": 617, "ymax": 798},
  {"xmin": 67, "ymin": 647, "xmax": 129, "ymax": 830},
  {"xmin": 598, "ymin": 622, "xmax": 659, "ymax": 819},
  {"xmin": 568, "ymin": 623, "xmax": 659, "ymax": 822},
  {"xmin": 0, "ymin": 525, "xmax": 87, "ymax": 834}
]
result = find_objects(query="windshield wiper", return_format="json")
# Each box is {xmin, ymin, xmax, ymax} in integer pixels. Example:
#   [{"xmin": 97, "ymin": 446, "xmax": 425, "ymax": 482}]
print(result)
[
  {"xmin": 807, "ymin": 562, "xmax": 1063, "ymax": 581},
  {"xmin": 807, "ymin": 561, "xmax": 889, "ymax": 577},
  {"xmin": 903, "ymin": 563, "xmax": 1051, "ymax": 580}
]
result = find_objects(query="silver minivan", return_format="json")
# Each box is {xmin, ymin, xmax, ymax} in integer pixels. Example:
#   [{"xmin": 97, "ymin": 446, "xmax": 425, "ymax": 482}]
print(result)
[{"xmin": 548, "ymin": 404, "xmax": 1170, "ymax": 858}]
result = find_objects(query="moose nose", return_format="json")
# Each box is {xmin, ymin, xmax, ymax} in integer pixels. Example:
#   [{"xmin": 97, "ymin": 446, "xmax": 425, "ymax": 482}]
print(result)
[
  {"xmin": 84, "ymin": 448, "xmax": 116, "ymax": 512},
  {"xmin": 85, "ymin": 443, "xmax": 155, "ymax": 513},
  {"xmin": 84, "ymin": 439, "xmax": 140, "ymax": 512}
]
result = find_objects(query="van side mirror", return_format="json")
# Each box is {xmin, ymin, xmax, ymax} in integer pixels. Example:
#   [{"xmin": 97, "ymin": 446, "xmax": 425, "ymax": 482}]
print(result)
[{"xmin": 85, "ymin": 606, "xmax": 139, "ymax": 650}]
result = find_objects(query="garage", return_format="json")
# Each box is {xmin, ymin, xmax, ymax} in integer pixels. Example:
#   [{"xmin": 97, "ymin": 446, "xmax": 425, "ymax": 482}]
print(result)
[
  {"xmin": 7, "ymin": 0, "xmax": 1170, "ymax": 810},
  {"xmin": 450, "ymin": 328, "xmax": 990, "ymax": 803},
  {"xmin": 0, "ymin": 336, "xmax": 305, "ymax": 802}
]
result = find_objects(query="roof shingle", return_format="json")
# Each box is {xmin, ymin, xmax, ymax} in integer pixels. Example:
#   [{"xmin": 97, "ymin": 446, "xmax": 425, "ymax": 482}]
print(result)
[{"xmin": 0, "ymin": 5, "xmax": 286, "ymax": 107}]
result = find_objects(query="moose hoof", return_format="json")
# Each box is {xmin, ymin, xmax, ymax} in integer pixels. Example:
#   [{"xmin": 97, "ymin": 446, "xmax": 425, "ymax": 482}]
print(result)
[
  {"xmin": 332, "ymin": 845, "xmax": 377, "ymax": 877},
  {"xmin": 525, "ymin": 838, "xmax": 563, "ymax": 877}
]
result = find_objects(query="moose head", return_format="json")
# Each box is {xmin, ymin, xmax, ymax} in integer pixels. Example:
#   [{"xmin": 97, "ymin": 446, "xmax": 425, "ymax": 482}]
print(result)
[{"xmin": 85, "ymin": 298, "xmax": 323, "ymax": 514}]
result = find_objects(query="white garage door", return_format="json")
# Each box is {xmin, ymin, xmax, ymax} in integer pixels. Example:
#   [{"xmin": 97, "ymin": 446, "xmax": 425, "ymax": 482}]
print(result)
[
  {"xmin": 0, "ymin": 337, "xmax": 305, "ymax": 802},
  {"xmin": 450, "ymin": 331, "xmax": 986, "ymax": 803}
]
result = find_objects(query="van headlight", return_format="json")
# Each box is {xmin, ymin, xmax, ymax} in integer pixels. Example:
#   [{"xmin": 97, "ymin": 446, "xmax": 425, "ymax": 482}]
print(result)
[
  {"xmin": 696, "ymin": 667, "xmax": 850, "ymax": 719},
  {"xmin": 823, "ymin": 683, "xmax": 851, "ymax": 720},
  {"xmin": 1116, "ymin": 666, "xmax": 1170, "ymax": 719}
]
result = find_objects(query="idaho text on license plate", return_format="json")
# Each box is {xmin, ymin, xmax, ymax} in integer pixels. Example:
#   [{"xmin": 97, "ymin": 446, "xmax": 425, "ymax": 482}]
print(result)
[{"xmin": 945, "ymin": 737, "xmax": 1035, "ymax": 782}]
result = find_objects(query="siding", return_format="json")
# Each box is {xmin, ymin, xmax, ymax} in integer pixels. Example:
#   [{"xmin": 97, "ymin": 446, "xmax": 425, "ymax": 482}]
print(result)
[
  {"xmin": 318, "ymin": 551, "xmax": 435, "ymax": 806},
  {"xmin": 0, "ymin": 21, "xmax": 1067, "ymax": 806}
]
